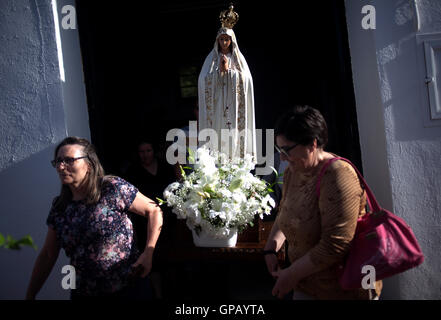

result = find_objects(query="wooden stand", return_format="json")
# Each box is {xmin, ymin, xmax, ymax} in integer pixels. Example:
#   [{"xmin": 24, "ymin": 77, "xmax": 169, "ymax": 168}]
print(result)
[{"xmin": 152, "ymin": 217, "xmax": 286, "ymax": 299}]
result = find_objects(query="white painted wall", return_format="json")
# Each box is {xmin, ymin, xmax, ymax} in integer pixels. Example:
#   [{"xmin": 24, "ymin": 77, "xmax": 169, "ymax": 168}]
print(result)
[
  {"xmin": 0, "ymin": 0, "xmax": 89, "ymax": 299},
  {"xmin": 57, "ymin": 0, "xmax": 90, "ymax": 139},
  {"xmin": 345, "ymin": 0, "xmax": 441, "ymax": 299}
]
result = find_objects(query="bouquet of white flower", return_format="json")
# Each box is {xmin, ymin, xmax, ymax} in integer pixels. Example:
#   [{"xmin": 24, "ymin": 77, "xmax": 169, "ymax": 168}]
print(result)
[{"xmin": 160, "ymin": 147, "xmax": 276, "ymax": 240}]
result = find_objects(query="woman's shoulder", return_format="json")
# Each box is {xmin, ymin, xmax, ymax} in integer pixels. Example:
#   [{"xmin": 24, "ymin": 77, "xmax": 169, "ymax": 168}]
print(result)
[
  {"xmin": 103, "ymin": 175, "xmax": 123, "ymax": 184},
  {"xmin": 321, "ymin": 157, "xmax": 359, "ymax": 184},
  {"xmin": 325, "ymin": 157, "xmax": 356, "ymax": 171},
  {"xmin": 158, "ymin": 159, "xmax": 175, "ymax": 170},
  {"xmin": 102, "ymin": 175, "xmax": 134, "ymax": 190},
  {"xmin": 101, "ymin": 175, "xmax": 138, "ymax": 203}
]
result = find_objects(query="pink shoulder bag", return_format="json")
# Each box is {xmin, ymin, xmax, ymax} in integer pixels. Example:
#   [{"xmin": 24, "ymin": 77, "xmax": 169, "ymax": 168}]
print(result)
[{"xmin": 316, "ymin": 157, "xmax": 424, "ymax": 290}]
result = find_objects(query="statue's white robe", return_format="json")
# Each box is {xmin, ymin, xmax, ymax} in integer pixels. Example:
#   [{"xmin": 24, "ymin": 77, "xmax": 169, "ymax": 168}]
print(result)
[{"xmin": 198, "ymin": 28, "xmax": 256, "ymax": 160}]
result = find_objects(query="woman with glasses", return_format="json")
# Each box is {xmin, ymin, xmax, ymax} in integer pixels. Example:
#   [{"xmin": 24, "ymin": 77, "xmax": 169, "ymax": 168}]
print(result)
[
  {"xmin": 264, "ymin": 106, "xmax": 382, "ymax": 300},
  {"xmin": 25, "ymin": 137, "xmax": 163, "ymax": 300}
]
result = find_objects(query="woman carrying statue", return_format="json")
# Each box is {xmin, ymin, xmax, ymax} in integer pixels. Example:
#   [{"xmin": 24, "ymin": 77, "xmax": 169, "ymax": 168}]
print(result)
[{"xmin": 198, "ymin": 5, "xmax": 256, "ymax": 160}]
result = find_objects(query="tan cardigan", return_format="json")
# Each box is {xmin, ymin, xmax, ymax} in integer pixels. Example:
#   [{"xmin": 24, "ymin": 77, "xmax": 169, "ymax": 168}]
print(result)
[{"xmin": 276, "ymin": 158, "xmax": 382, "ymax": 299}]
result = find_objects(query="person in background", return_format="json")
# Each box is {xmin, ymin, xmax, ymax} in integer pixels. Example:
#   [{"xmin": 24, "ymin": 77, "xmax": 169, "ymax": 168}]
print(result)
[
  {"xmin": 264, "ymin": 106, "xmax": 382, "ymax": 300},
  {"xmin": 26, "ymin": 137, "xmax": 163, "ymax": 300},
  {"xmin": 124, "ymin": 139, "xmax": 176, "ymax": 298}
]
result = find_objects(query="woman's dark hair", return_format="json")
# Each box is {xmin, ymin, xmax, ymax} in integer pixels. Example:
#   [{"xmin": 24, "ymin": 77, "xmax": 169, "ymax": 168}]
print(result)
[
  {"xmin": 137, "ymin": 140, "xmax": 157, "ymax": 153},
  {"xmin": 275, "ymin": 105, "xmax": 328, "ymax": 148},
  {"xmin": 53, "ymin": 136, "xmax": 105, "ymax": 211}
]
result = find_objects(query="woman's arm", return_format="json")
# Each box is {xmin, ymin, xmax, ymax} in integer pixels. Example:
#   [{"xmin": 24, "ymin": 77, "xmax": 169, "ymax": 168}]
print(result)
[
  {"xmin": 128, "ymin": 192, "xmax": 163, "ymax": 277},
  {"xmin": 264, "ymin": 167, "xmax": 289, "ymax": 276},
  {"xmin": 263, "ymin": 221, "xmax": 286, "ymax": 276},
  {"xmin": 25, "ymin": 227, "xmax": 60, "ymax": 299},
  {"xmin": 264, "ymin": 221, "xmax": 286, "ymax": 252}
]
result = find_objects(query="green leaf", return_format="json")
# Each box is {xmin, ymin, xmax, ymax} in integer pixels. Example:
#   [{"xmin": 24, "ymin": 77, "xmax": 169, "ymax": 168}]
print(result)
[
  {"xmin": 203, "ymin": 184, "xmax": 215, "ymax": 195},
  {"xmin": 5, "ymin": 235, "xmax": 20, "ymax": 250},
  {"xmin": 156, "ymin": 197, "xmax": 167, "ymax": 206},
  {"xmin": 269, "ymin": 166, "xmax": 278, "ymax": 176},
  {"xmin": 228, "ymin": 179, "xmax": 242, "ymax": 191},
  {"xmin": 16, "ymin": 235, "xmax": 38, "ymax": 250},
  {"xmin": 187, "ymin": 147, "xmax": 195, "ymax": 164},
  {"xmin": 16, "ymin": 235, "xmax": 32, "ymax": 245},
  {"xmin": 179, "ymin": 165, "xmax": 186, "ymax": 178},
  {"xmin": 1, "ymin": 233, "xmax": 38, "ymax": 251},
  {"xmin": 0, "ymin": 233, "xmax": 5, "ymax": 247}
]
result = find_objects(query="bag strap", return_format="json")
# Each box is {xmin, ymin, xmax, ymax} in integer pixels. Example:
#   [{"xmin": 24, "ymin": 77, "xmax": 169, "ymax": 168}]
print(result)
[{"xmin": 315, "ymin": 157, "xmax": 381, "ymax": 213}]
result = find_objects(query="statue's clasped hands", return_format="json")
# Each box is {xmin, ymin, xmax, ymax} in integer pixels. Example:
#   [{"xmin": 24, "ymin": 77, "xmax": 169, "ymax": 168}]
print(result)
[{"xmin": 220, "ymin": 54, "xmax": 229, "ymax": 73}]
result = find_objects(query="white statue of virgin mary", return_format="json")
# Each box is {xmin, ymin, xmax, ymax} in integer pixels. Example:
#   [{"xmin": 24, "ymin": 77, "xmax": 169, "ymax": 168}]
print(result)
[{"xmin": 198, "ymin": 5, "xmax": 256, "ymax": 160}]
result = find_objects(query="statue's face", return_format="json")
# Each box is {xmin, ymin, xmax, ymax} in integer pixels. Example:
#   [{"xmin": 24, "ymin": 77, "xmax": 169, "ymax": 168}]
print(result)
[{"xmin": 218, "ymin": 34, "xmax": 232, "ymax": 52}]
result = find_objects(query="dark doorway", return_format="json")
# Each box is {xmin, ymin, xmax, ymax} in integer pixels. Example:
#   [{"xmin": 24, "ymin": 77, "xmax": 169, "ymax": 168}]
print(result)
[
  {"xmin": 75, "ymin": 0, "xmax": 362, "ymax": 299},
  {"xmin": 76, "ymin": 0, "xmax": 362, "ymax": 175}
]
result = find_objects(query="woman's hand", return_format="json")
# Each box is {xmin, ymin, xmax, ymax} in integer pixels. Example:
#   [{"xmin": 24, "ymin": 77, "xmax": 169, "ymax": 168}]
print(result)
[
  {"xmin": 132, "ymin": 251, "xmax": 152, "ymax": 278},
  {"xmin": 265, "ymin": 253, "xmax": 279, "ymax": 277},
  {"xmin": 271, "ymin": 267, "xmax": 298, "ymax": 299}
]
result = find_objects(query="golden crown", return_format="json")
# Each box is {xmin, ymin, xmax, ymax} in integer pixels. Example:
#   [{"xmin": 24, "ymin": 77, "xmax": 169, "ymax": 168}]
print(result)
[{"xmin": 219, "ymin": 4, "xmax": 239, "ymax": 29}]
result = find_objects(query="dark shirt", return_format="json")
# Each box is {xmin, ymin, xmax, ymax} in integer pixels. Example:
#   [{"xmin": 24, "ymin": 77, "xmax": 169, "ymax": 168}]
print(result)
[
  {"xmin": 124, "ymin": 160, "xmax": 177, "ymax": 252},
  {"xmin": 125, "ymin": 160, "xmax": 176, "ymax": 202}
]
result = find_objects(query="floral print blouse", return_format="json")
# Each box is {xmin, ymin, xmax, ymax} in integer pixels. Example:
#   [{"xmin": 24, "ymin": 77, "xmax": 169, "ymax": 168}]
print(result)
[{"xmin": 47, "ymin": 176, "xmax": 140, "ymax": 296}]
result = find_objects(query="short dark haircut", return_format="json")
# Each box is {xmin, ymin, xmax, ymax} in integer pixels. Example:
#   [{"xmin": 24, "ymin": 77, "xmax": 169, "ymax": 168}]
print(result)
[
  {"xmin": 275, "ymin": 105, "xmax": 328, "ymax": 148},
  {"xmin": 136, "ymin": 138, "xmax": 158, "ymax": 153}
]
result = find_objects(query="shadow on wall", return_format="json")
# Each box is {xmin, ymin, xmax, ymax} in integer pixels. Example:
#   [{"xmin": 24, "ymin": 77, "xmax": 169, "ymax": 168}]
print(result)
[
  {"xmin": 0, "ymin": 144, "xmax": 70, "ymax": 300},
  {"xmin": 375, "ymin": 1, "xmax": 441, "ymax": 142}
]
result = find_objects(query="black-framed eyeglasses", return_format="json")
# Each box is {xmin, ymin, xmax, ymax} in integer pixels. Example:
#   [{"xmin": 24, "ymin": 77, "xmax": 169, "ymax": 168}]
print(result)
[
  {"xmin": 51, "ymin": 156, "xmax": 88, "ymax": 168},
  {"xmin": 275, "ymin": 143, "xmax": 299, "ymax": 157}
]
